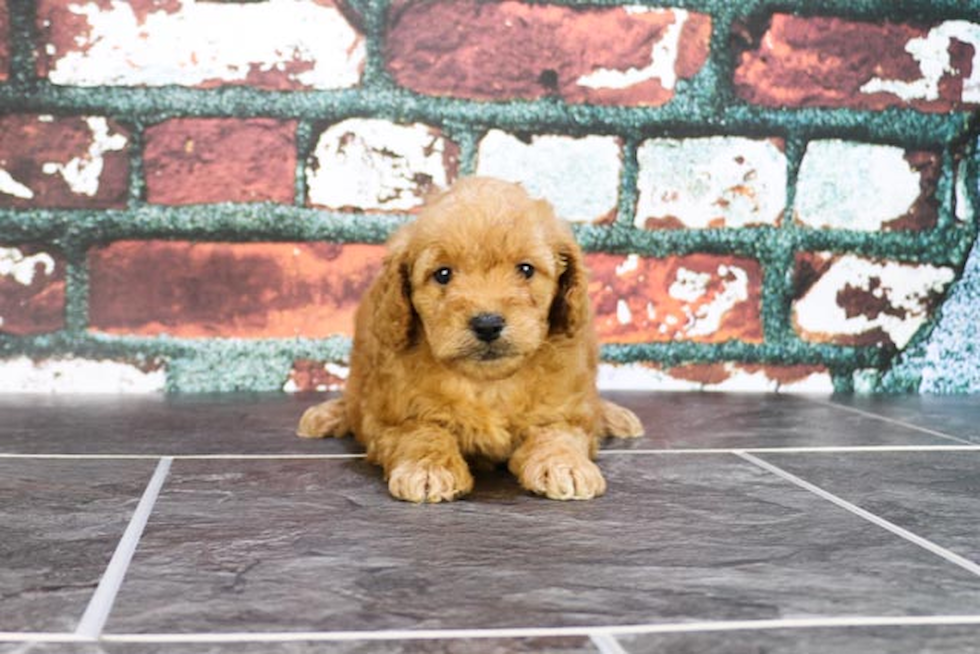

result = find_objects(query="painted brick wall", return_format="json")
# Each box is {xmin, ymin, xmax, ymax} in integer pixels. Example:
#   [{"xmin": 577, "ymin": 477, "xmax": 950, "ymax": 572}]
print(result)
[{"xmin": 0, "ymin": 0, "xmax": 978, "ymax": 394}]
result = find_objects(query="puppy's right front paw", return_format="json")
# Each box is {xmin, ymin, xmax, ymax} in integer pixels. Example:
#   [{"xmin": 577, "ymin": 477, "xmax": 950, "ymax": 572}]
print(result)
[
  {"xmin": 297, "ymin": 399, "xmax": 348, "ymax": 439},
  {"xmin": 388, "ymin": 459, "xmax": 474, "ymax": 503}
]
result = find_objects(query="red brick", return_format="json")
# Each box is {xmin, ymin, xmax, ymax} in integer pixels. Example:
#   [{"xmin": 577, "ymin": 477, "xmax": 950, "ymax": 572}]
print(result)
[
  {"xmin": 285, "ymin": 359, "xmax": 348, "ymax": 392},
  {"xmin": 734, "ymin": 14, "xmax": 980, "ymax": 112},
  {"xmin": 88, "ymin": 241, "xmax": 384, "ymax": 338},
  {"xmin": 0, "ymin": 0, "xmax": 9, "ymax": 82},
  {"xmin": 588, "ymin": 253, "xmax": 763, "ymax": 344},
  {"xmin": 0, "ymin": 115, "xmax": 129, "ymax": 209},
  {"xmin": 0, "ymin": 245, "xmax": 66, "ymax": 335},
  {"xmin": 143, "ymin": 119, "xmax": 297, "ymax": 205},
  {"xmin": 385, "ymin": 1, "xmax": 710, "ymax": 105}
]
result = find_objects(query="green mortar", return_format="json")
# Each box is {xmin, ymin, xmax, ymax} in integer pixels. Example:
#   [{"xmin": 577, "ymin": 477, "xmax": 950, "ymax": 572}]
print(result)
[{"xmin": 1, "ymin": 0, "xmax": 979, "ymax": 392}]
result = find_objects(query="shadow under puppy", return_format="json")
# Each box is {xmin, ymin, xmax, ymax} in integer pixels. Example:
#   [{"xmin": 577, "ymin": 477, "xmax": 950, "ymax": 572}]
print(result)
[{"xmin": 298, "ymin": 177, "xmax": 643, "ymax": 502}]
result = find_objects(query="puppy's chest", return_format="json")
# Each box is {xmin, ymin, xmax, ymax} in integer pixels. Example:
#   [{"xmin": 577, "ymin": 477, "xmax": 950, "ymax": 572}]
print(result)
[{"xmin": 444, "ymin": 383, "xmax": 536, "ymax": 460}]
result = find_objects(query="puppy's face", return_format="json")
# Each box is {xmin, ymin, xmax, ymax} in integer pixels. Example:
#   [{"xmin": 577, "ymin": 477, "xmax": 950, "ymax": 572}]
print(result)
[{"xmin": 397, "ymin": 179, "xmax": 579, "ymax": 380}]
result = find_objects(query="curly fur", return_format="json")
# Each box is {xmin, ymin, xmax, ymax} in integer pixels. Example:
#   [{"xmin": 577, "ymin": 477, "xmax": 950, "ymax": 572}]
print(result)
[{"xmin": 298, "ymin": 177, "xmax": 643, "ymax": 502}]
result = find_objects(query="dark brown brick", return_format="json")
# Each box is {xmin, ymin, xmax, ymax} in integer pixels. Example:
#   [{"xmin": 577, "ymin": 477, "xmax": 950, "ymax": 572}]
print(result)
[
  {"xmin": 385, "ymin": 1, "xmax": 710, "ymax": 105},
  {"xmin": 88, "ymin": 241, "xmax": 384, "ymax": 338},
  {"xmin": 588, "ymin": 253, "xmax": 764, "ymax": 344},
  {"xmin": 0, "ymin": 244, "xmax": 66, "ymax": 335},
  {"xmin": 734, "ymin": 14, "xmax": 980, "ymax": 112},
  {"xmin": 791, "ymin": 253, "xmax": 955, "ymax": 348},
  {"xmin": 143, "ymin": 118, "xmax": 297, "ymax": 205},
  {"xmin": 0, "ymin": 115, "xmax": 129, "ymax": 209}
]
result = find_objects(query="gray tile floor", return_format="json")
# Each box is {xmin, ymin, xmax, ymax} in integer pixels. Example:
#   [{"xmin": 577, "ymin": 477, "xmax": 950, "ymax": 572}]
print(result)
[{"xmin": 1, "ymin": 392, "xmax": 979, "ymax": 653}]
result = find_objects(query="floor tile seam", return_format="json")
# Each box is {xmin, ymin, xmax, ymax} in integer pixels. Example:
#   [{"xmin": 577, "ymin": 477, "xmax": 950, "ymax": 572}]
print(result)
[
  {"xmin": 600, "ymin": 445, "xmax": 980, "ymax": 455},
  {"xmin": 590, "ymin": 632, "xmax": 631, "ymax": 654},
  {"xmin": 734, "ymin": 451, "xmax": 980, "ymax": 579},
  {"xmin": 6, "ymin": 615, "xmax": 980, "ymax": 644},
  {"xmin": 3, "ymin": 446, "xmax": 980, "ymax": 460},
  {"xmin": 73, "ymin": 457, "xmax": 173, "ymax": 640},
  {"xmin": 801, "ymin": 397, "xmax": 976, "ymax": 446},
  {"xmin": 0, "ymin": 453, "xmax": 369, "ymax": 460}
]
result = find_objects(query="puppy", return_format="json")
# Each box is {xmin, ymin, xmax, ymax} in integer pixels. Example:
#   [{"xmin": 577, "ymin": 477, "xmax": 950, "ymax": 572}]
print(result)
[{"xmin": 298, "ymin": 177, "xmax": 643, "ymax": 502}]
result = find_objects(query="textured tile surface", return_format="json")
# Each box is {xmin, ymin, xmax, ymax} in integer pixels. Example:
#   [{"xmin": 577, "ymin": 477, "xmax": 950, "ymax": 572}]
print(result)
[
  {"xmin": 0, "ymin": 459, "xmax": 157, "ymax": 632},
  {"xmin": 620, "ymin": 625, "xmax": 980, "ymax": 654},
  {"xmin": 830, "ymin": 395, "xmax": 980, "ymax": 443},
  {"xmin": 760, "ymin": 451, "xmax": 980, "ymax": 562},
  {"xmin": 105, "ymin": 455, "xmax": 980, "ymax": 634},
  {"xmin": 0, "ymin": 394, "xmax": 360, "ymax": 456},
  {"xmin": 600, "ymin": 392, "xmax": 955, "ymax": 449},
  {"xmin": 0, "ymin": 638, "xmax": 598, "ymax": 654}
]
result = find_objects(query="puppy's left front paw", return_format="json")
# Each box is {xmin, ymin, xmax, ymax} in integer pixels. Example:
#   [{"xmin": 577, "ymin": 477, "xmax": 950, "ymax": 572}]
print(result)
[{"xmin": 514, "ymin": 453, "xmax": 607, "ymax": 501}]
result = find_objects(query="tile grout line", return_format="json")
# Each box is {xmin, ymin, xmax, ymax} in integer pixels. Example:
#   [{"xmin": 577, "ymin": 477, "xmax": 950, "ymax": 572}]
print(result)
[
  {"xmin": 734, "ymin": 451, "xmax": 980, "ymax": 578},
  {"xmin": 590, "ymin": 632, "xmax": 631, "ymax": 654},
  {"xmin": 74, "ymin": 457, "xmax": 173, "ymax": 640},
  {"xmin": 7, "ymin": 615, "xmax": 980, "ymax": 644},
  {"xmin": 802, "ymin": 397, "xmax": 976, "ymax": 446},
  {"xmin": 3, "ymin": 445, "xmax": 980, "ymax": 461}
]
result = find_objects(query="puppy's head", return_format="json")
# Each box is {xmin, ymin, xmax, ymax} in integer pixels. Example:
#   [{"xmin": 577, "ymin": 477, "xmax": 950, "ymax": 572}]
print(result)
[{"xmin": 372, "ymin": 177, "xmax": 590, "ymax": 380}]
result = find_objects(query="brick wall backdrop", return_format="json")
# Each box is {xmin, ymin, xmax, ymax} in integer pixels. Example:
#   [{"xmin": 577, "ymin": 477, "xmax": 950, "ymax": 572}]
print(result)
[{"xmin": 0, "ymin": 0, "xmax": 978, "ymax": 393}]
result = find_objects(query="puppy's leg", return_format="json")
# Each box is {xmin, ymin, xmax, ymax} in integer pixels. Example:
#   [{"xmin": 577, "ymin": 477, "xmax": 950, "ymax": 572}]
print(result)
[
  {"xmin": 601, "ymin": 399, "xmax": 644, "ymax": 439},
  {"xmin": 509, "ymin": 427, "xmax": 606, "ymax": 501},
  {"xmin": 297, "ymin": 398, "xmax": 350, "ymax": 438},
  {"xmin": 371, "ymin": 425, "xmax": 474, "ymax": 503}
]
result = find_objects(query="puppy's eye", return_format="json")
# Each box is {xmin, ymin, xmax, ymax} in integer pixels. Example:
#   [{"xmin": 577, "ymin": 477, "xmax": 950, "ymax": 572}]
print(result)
[
  {"xmin": 517, "ymin": 263, "xmax": 535, "ymax": 279},
  {"xmin": 433, "ymin": 267, "xmax": 453, "ymax": 285}
]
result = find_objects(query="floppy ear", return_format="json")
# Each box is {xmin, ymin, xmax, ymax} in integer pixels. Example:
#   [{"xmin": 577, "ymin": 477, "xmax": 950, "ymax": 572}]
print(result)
[
  {"xmin": 369, "ymin": 227, "xmax": 418, "ymax": 351},
  {"xmin": 548, "ymin": 221, "xmax": 592, "ymax": 339}
]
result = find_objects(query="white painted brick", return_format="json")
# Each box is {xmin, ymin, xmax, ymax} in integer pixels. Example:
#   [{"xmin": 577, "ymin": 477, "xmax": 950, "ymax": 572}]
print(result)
[
  {"xmin": 44, "ymin": 0, "xmax": 365, "ymax": 89},
  {"xmin": 793, "ymin": 254, "xmax": 955, "ymax": 348},
  {"xmin": 597, "ymin": 362, "xmax": 833, "ymax": 393},
  {"xmin": 307, "ymin": 118, "xmax": 454, "ymax": 212},
  {"xmin": 0, "ymin": 356, "xmax": 166, "ymax": 393},
  {"xmin": 796, "ymin": 141, "xmax": 924, "ymax": 230},
  {"xmin": 860, "ymin": 21, "xmax": 980, "ymax": 104},
  {"xmin": 476, "ymin": 130, "xmax": 622, "ymax": 223},
  {"xmin": 955, "ymin": 159, "xmax": 975, "ymax": 223},
  {"xmin": 635, "ymin": 136, "xmax": 786, "ymax": 229}
]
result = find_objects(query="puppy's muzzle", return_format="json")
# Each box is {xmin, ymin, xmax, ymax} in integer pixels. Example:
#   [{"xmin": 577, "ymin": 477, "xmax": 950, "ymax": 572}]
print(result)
[{"xmin": 470, "ymin": 312, "xmax": 506, "ymax": 343}]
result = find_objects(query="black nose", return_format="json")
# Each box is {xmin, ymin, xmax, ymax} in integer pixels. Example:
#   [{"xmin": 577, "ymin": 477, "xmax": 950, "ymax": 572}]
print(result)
[{"xmin": 470, "ymin": 313, "xmax": 506, "ymax": 343}]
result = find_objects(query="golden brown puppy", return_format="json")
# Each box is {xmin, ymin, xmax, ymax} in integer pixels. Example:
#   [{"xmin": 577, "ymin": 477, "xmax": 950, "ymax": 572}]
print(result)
[{"xmin": 298, "ymin": 177, "xmax": 643, "ymax": 502}]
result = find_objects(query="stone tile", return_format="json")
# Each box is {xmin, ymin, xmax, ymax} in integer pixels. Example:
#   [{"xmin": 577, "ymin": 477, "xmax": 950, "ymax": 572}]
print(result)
[
  {"xmin": 620, "ymin": 625, "xmax": 980, "ymax": 654},
  {"xmin": 0, "ymin": 459, "xmax": 157, "ymax": 632},
  {"xmin": 830, "ymin": 395, "xmax": 980, "ymax": 444},
  {"xmin": 105, "ymin": 456, "xmax": 980, "ymax": 633},
  {"xmin": 0, "ymin": 638, "xmax": 599, "ymax": 654},
  {"xmin": 0, "ymin": 394, "xmax": 361, "ymax": 456},
  {"xmin": 599, "ymin": 392, "xmax": 955, "ymax": 450},
  {"xmin": 759, "ymin": 451, "xmax": 980, "ymax": 563}
]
